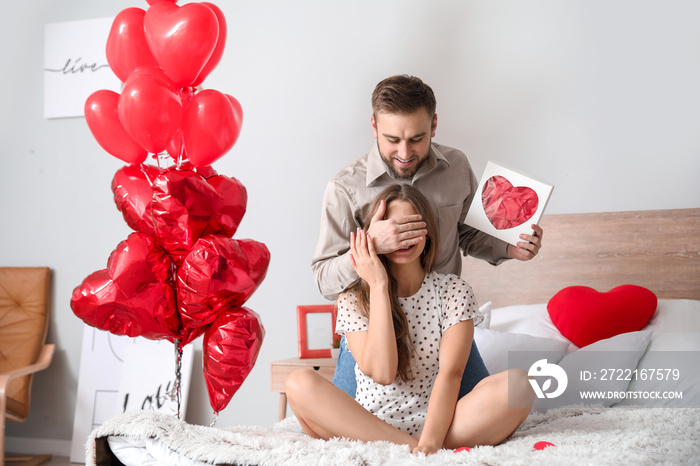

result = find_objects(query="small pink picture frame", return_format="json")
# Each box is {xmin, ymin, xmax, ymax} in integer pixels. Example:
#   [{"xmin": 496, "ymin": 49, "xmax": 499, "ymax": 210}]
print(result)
[{"xmin": 297, "ymin": 305, "xmax": 339, "ymax": 359}]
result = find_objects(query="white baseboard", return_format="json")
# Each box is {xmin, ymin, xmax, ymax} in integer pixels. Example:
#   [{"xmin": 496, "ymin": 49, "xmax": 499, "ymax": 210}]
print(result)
[{"xmin": 5, "ymin": 436, "xmax": 72, "ymax": 458}]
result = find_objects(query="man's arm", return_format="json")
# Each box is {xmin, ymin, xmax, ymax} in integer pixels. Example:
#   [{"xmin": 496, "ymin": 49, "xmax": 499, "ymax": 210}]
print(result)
[{"xmin": 311, "ymin": 181, "xmax": 361, "ymax": 301}]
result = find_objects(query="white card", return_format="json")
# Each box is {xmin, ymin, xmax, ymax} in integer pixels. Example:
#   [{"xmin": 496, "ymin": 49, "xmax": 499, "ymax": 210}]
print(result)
[{"xmin": 465, "ymin": 161, "xmax": 553, "ymax": 246}]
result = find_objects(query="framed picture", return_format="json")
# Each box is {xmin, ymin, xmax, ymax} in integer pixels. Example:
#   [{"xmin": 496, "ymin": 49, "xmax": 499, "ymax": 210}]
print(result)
[
  {"xmin": 465, "ymin": 161, "xmax": 554, "ymax": 247},
  {"xmin": 44, "ymin": 17, "xmax": 121, "ymax": 119},
  {"xmin": 297, "ymin": 305, "xmax": 339, "ymax": 359}
]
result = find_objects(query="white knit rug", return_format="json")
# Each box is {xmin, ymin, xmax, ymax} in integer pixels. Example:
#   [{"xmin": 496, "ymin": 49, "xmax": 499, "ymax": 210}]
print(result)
[{"xmin": 88, "ymin": 406, "xmax": 700, "ymax": 465}]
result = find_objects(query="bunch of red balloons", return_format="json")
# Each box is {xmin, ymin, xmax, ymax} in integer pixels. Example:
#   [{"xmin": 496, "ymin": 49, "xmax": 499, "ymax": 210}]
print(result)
[
  {"xmin": 84, "ymin": 0, "xmax": 240, "ymax": 168},
  {"xmin": 71, "ymin": 0, "xmax": 269, "ymax": 415}
]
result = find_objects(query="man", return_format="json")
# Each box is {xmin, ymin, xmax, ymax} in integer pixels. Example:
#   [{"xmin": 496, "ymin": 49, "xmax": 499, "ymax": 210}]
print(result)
[{"xmin": 312, "ymin": 75, "xmax": 542, "ymax": 397}]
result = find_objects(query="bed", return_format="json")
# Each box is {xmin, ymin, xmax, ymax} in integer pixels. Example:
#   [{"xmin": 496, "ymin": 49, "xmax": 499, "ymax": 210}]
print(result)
[{"xmin": 87, "ymin": 208, "xmax": 700, "ymax": 466}]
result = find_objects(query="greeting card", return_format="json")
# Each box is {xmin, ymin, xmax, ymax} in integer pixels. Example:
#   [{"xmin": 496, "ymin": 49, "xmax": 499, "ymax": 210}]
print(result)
[{"xmin": 465, "ymin": 161, "xmax": 553, "ymax": 247}]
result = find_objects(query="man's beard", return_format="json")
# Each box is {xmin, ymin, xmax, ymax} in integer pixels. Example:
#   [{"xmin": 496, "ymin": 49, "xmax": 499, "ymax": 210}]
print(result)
[{"xmin": 379, "ymin": 148, "xmax": 429, "ymax": 180}]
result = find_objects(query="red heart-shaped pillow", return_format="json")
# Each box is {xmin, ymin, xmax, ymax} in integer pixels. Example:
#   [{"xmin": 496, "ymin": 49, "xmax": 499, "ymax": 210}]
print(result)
[
  {"xmin": 547, "ymin": 285, "xmax": 657, "ymax": 348},
  {"xmin": 70, "ymin": 232, "xmax": 179, "ymax": 341},
  {"xmin": 482, "ymin": 175, "xmax": 539, "ymax": 230}
]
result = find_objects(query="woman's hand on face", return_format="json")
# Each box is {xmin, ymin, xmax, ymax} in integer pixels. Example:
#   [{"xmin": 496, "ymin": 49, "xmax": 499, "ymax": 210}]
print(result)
[{"xmin": 349, "ymin": 229, "xmax": 388, "ymax": 289}]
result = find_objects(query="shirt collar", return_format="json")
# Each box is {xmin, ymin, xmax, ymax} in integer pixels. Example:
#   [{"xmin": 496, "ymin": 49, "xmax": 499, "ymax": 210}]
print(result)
[{"xmin": 366, "ymin": 142, "xmax": 451, "ymax": 187}]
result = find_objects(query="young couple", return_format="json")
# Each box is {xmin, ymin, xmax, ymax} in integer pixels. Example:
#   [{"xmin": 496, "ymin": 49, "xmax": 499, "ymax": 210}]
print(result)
[{"xmin": 287, "ymin": 184, "xmax": 535, "ymax": 455}]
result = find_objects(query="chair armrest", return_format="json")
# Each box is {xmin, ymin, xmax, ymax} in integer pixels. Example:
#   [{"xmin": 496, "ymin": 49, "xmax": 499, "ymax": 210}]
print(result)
[{"xmin": 0, "ymin": 344, "xmax": 55, "ymax": 392}]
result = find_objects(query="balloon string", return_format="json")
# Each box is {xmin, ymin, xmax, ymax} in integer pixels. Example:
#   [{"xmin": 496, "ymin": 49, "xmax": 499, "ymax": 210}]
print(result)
[
  {"xmin": 209, "ymin": 413, "xmax": 218, "ymax": 427},
  {"xmin": 141, "ymin": 160, "xmax": 159, "ymax": 240},
  {"xmin": 173, "ymin": 340, "xmax": 183, "ymax": 420},
  {"xmin": 140, "ymin": 163, "xmax": 155, "ymax": 187}
]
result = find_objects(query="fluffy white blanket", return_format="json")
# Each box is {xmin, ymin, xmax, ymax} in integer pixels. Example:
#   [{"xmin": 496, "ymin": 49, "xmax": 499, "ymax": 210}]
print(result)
[{"xmin": 88, "ymin": 406, "xmax": 700, "ymax": 465}]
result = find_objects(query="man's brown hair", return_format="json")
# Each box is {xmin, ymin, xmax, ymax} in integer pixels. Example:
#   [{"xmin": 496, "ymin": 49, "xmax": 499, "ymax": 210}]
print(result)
[{"xmin": 371, "ymin": 75, "xmax": 437, "ymax": 116}]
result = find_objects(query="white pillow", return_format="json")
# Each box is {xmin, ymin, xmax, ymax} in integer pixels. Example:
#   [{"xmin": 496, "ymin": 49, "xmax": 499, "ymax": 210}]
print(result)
[
  {"xmin": 643, "ymin": 299, "xmax": 700, "ymax": 333},
  {"xmin": 473, "ymin": 327, "xmax": 569, "ymax": 374},
  {"xmin": 478, "ymin": 301, "xmax": 492, "ymax": 328},
  {"xmin": 531, "ymin": 330, "xmax": 653, "ymax": 412},
  {"xmin": 616, "ymin": 332, "xmax": 700, "ymax": 407},
  {"xmin": 488, "ymin": 303, "xmax": 577, "ymax": 351}
]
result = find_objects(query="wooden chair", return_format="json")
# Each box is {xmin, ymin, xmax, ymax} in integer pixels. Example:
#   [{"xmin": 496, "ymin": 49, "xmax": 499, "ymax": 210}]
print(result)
[{"xmin": 0, "ymin": 267, "xmax": 55, "ymax": 466}]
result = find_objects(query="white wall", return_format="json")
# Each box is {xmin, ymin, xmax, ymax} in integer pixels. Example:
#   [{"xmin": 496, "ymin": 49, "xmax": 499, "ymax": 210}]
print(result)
[{"xmin": 1, "ymin": 0, "xmax": 699, "ymax": 452}]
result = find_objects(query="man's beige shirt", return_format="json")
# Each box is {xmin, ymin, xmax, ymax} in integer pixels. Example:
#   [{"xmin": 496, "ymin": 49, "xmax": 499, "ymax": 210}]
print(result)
[{"xmin": 312, "ymin": 142, "xmax": 509, "ymax": 300}]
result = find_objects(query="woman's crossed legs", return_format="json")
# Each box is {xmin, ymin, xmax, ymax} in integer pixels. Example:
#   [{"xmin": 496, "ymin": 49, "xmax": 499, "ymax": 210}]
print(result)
[{"xmin": 286, "ymin": 367, "xmax": 534, "ymax": 452}]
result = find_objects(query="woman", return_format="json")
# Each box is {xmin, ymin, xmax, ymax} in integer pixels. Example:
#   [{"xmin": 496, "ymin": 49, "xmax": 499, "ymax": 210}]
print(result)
[{"xmin": 286, "ymin": 185, "xmax": 534, "ymax": 455}]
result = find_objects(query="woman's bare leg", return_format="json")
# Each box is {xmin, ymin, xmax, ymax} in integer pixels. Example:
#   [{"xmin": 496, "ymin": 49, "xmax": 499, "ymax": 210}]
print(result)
[
  {"xmin": 443, "ymin": 369, "xmax": 535, "ymax": 449},
  {"xmin": 285, "ymin": 368, "xmax": 418, "ymax": 448}
]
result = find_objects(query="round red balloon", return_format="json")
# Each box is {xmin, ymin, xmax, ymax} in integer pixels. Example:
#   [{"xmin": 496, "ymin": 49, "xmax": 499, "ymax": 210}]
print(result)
[
  {"xmin": 182, "ymin": 90, "xmax": 243, "ymax": 167},
  {"xmin": 106, "ymin": 8, "xmax": 159, "ymax": 83},
  {"xmin": 118, "ymin": 65, "xmax": 183, "ymax": 154},
  {"xmin": 203, "ymin": 307, "xmax": 265, "ymax": 413},
  {"xmin": 143, "ymin": 1, "xmax": 219, "ymax": 87},
  {"xmin": 85, "ymin": 90, "xmax": 148, "ymax": 164}
]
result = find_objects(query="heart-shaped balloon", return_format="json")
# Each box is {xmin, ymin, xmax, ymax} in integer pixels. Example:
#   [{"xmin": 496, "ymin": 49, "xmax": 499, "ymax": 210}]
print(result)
[
  {"xmin": 70, "ymin": 232, "xmax": 180, "ymax": 340},
  {"xmin": 176, "ymin": 236, "xmax": 270, "ymax": 344},
  {"xmin": 111, "ymin": 164, "xmax": 161, "ymax": 236},
  {"xmin": 181, "ymin": 90, "xmax": 243, "ymax": 168},
  {"xmin": 482, "ymin": 175, "xmax": 539, "ymax": 230},
  {"xmin": 84, "ymin": 90, "xmax": 148, "ymax": 165},
  {"xmin": 203, "ymin": 307, "xmax": 265, "ymax": 413},
  {"xmin": 173, "ymin": 161, "xmax": 218, "ymax": 179},
  {"xmin": 118, "ymin": 64, "xmax": 183, "ymax": 154},
  {"xmin": 151, "ymin": 169, "xmax": 218, "ymax": 261},
  {"xmin": 151, "ymin": 168, "xmax": 248, "ymax": 262},
  {"xmin": 106, "ymin": 8, "xmax": 159, "ymax": 83},
  {"xmin": 202, "ymin": 174, "xmax": 247, "ymax": 238},
  {"xmin": 547, "ymin": 285, "xmax": 658, "ymax": 347},
  {"xmin": 181, "ymin": 162, "xmax": 219, "ymax": 179},
  {"xmin": 143, "ymin": 1, "xmax": 219, "ymax": 87},
  {"xmin": 191, "ymin": 2, "xmax": 227, "ymax": 87}
]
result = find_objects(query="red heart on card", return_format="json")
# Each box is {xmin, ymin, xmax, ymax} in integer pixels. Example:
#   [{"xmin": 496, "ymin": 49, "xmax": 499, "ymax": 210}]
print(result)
[
  {"xmin": 482, "ymin": 175, "xmax": 539, "ymax": 230},
  {"xmin": 547, "ymin": 285, "xmax": 657, "ymax": 348},
  {"xmin": 203, "ymin": 307, "xmax": 265, "ymax": 413},
  {"xmin": 176, "ymin": 236, "xmax": 270, "ymax": 345},
  {"xmin": 151, "ymin": 169, "xmax": 247, "ymax": 263},
  {"xmin": 143, "ymin": 1, "xmax": 219, "ymax": 87},
  {"xmin": 70, "ymin": 232, "xmax": 179, "ymax": 341}
]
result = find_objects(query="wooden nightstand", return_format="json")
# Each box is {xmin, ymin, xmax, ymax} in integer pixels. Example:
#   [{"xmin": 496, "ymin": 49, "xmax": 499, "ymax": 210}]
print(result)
[{"xmin": 270, "ymin": 356, "xmax": 337, "ymax": 421}]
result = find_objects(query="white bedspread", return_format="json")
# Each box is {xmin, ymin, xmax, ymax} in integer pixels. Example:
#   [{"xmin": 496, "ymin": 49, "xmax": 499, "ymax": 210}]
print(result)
[{"xmin": 89, "ymin": 406, "xmax": 700, "ymax": 466}]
